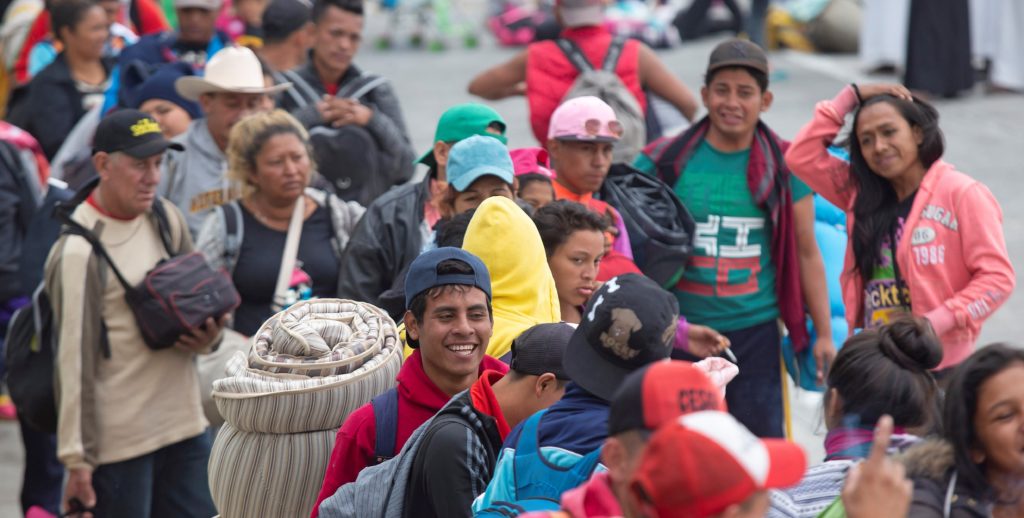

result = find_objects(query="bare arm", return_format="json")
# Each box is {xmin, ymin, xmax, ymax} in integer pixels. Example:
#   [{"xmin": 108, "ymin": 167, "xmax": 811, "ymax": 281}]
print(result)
[
  {"xmin": 794, "ymin": 194, "xmax": 835, "ymax": 384},
  {"xmin": 637, "ymin": 44, "xmax": 698, "ymax": 121},
  {"xmin": 467, "ymin": 51, "xmax": 528, "ymax": 100}
]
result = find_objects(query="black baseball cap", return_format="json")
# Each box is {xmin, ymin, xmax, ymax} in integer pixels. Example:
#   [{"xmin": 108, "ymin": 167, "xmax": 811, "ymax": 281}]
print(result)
[
  {"xmin": 563, "ymin": 274, "xmax": 679, "ymax": 402},
  {"xmin": 93, "ymin": 109, "xmax": 184, "ymax": 158},
  {"xmin": 510, "ymin": 323, "xmax": 573, "ymax": 380},
  {"xmin": 262, "ymin": 0, "xmax": 312, "ymax": 43},
  {"xmin": 707, "ymin": 38, "xmax": 769, "ymax": 76}
]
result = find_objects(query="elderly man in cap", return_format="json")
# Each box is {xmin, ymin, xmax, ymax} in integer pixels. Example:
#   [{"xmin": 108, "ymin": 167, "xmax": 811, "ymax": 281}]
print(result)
[
  {"xmin": 468, "ymin": 0, "xmax": 697, "ymax": 148},
  {"xmin": 158, "ymin": 45, "xmax": 290, "ymax": 236},
  {"xmin": 47, "ymin": 109, "xmax": 224, "ymax": 517}
]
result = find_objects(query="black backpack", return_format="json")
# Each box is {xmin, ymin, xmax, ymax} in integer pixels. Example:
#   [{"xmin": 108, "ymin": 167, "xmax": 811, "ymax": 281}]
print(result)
[
  {"xmin": 1, "ymin": 142, "xmax": 76, "ymax": 433},
  {"xmin": 598, "ymin": 164, "xmax": 696, "ymax": 288},
  {"xmin": 278, "ymin": 70, "xmax": 391, "ymax": 205}
]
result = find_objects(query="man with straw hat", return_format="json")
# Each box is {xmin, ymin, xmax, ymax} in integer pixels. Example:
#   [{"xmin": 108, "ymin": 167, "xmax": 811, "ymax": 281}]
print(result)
[{"xmin": 159, "ymin": 45, "xmax": 291, "ymax": 236}]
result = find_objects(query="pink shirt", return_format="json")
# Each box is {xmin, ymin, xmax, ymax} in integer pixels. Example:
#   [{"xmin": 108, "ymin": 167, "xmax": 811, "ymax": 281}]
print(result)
[{"xmin": 785, "ymin": 86, "xmax": 1015, "ymax": 369}]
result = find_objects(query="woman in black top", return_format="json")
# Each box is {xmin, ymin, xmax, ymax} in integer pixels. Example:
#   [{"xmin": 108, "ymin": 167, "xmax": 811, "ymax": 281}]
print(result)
[
  {"xmin": 18, "ymin": 0, "xmax": 112, "ymax": 159},
  {"xmin": 196, "ymin": 110, "xmax": 364, "ymax": 335}
]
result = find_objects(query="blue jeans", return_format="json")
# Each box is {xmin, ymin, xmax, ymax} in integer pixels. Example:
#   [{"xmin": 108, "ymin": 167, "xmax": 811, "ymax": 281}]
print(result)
[
  {"xmin": 18, "ymin": 414, "xmax": 63, "ymax": 516},
  {"xmin": 722, "ymin": 320, "xmax": 784, "ymax": 438},
  {"xmin": 91, "ymin": 431, "xmax": 217, "ymax": 518}
]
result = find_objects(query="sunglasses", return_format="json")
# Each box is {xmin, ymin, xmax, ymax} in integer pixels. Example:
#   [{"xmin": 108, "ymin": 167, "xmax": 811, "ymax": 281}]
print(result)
[{"xmin": 583, "ymin": 119, "xmax": 624, "ymax": 138}]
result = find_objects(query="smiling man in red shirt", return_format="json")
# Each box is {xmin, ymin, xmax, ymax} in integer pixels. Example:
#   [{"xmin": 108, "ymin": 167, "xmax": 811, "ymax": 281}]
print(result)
[{"xmin": 310, "ymin": 247, "xmax": 507, "ymax": 517}]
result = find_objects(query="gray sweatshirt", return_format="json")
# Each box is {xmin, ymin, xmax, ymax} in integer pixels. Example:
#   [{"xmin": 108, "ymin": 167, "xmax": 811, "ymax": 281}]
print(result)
[{"xmin": 158, "ymin": 119, "xmax": 239, "ymax": 238}]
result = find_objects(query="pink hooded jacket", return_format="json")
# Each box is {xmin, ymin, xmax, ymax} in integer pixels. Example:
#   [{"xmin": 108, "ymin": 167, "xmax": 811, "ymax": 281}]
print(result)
[{"xmin": 785, "ymin": 86, "xmax": 1015, "ymax": 369}]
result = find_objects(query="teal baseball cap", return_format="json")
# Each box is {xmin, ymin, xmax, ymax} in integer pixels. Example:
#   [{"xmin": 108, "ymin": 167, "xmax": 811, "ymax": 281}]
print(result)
[
  {"xmin": 446, "ymin": 135, "xmax": 515, "ymax": 192},
  {"xmin": 416, "ymin": 103, "xmax": 508, "ymax": 168}
]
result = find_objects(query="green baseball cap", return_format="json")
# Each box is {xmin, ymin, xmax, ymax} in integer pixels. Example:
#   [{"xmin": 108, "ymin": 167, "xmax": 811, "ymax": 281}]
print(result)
[{"xmin": 416, "ymin": 103, "xmax": 508, "ymax": 168}]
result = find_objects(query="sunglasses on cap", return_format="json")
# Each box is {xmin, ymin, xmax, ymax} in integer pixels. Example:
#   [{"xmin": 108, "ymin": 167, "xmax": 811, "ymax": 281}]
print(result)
[{"xmin": 583, "ymin": 119, "xmax": 624, "ymax": 138}]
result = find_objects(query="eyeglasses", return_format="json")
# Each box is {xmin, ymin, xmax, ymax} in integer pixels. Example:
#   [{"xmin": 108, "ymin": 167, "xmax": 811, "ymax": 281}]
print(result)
[{"xmin": 583, "ymin": 119, "xmax": 624, "ymax": 138}]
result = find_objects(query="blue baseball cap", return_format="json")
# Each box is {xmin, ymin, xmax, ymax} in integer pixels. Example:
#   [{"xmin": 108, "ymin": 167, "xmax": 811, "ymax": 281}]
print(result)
[
  {"xmin": 404, "ymin": 247, "xmax": 492, "ymax": 310},
  {"xmin": 446, "ymin": 135, "xmax": 515, "ymax": 192}
]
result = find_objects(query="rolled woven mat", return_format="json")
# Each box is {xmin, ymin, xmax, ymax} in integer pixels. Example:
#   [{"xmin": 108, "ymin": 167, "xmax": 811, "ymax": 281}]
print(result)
[{"xmin": 209, "ymin": 299, "xmax": 403, "ymax": 518}]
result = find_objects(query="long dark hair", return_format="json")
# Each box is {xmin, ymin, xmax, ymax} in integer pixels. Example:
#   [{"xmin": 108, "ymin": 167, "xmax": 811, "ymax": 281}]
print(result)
[
  {"xmin": 848, "ymin": 96, "xmax": 944, "ymax": 278},
  {"xmin": 825, "ymin": 316, "xmax": 942, "ymax": 431},
  {"xmin": 943, "ymin": 344, "xmax": 1024, "ymax": 498}
]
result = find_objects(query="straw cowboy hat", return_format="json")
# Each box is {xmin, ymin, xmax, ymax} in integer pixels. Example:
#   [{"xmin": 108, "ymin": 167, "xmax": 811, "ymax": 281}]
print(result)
[{"xmin": 176, "ymin": 46, "xmax": 292, "ymax": 101}]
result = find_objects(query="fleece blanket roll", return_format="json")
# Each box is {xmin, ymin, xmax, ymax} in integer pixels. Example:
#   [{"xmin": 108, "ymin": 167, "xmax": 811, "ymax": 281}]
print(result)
[{"xmin": 209, "ymin": 299, "xmax": 403, "ymax": 517}]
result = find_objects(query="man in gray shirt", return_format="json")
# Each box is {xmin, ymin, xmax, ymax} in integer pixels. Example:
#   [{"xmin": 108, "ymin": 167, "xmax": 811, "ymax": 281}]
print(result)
[{"xmin": 159, "ymin": 46, "xmax": 290, "ymax": 236}]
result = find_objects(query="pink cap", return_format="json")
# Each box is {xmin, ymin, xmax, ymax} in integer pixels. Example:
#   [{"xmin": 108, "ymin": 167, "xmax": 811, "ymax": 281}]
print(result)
[
  {"xmin": 509, "ymin": 147, "xmax": 555, "ymax": 178},
  {"xmin": 547, "ymin": 96, "xmax": 622, "ymax": 142}
]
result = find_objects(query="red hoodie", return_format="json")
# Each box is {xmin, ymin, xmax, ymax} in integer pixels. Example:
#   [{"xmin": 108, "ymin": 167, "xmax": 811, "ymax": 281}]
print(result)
[{"xmin": 310, "ymin": 350, "xmax": 508, "ymax": 517}]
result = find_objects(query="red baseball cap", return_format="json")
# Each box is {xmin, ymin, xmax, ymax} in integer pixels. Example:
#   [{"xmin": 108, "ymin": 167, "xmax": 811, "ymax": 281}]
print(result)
[
  {"xmin": 608, "ymin": 360, "xmax": 726, "ymax": 436},
  {"xmin": 630, "ymin": 411, "xmax": 806, "ymax": 518}
]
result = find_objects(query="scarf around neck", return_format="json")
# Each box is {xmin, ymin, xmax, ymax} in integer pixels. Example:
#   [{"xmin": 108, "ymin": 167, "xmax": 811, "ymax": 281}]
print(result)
[{"xmin": 645, "ymin": 117, "xmax": 809, "ymax": 351}]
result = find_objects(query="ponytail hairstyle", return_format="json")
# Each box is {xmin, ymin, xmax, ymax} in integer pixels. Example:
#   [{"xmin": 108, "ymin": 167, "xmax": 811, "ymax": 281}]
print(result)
[
  {"xmin": 825, "ymin": 316, "xmax": 943, "ymax": 431},
  {"xmin": 848, "ymin": 96, "xmax": 944, "ymax": 279}
]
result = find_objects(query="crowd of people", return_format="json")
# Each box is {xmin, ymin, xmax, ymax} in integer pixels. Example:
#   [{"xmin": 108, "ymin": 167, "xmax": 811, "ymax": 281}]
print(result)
[{"xmin": 0, "ymin": 0, "xmax": 1019, "ymax": 516}]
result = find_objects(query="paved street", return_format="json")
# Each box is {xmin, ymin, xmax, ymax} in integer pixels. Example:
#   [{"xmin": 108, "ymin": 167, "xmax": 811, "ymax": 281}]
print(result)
[{"xmin": 2, "ymin": 14, "xmax": 1022, "ymax": 516}]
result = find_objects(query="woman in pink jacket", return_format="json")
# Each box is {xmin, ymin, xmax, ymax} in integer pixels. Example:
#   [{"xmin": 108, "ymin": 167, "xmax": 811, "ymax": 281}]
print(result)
[{"xmin": 785, "ymin": 83, "xmax": 1015, "ymax": 373}]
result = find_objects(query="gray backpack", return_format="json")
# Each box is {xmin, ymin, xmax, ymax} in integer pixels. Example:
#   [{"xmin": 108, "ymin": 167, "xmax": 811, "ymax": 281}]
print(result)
[
  {"xmin": 557, "ymin": 37, "xmax": 646, "ymax": 164},
  {"xmin": 317, "ymin": 401, "xmax": 465, "ymax": 518}
]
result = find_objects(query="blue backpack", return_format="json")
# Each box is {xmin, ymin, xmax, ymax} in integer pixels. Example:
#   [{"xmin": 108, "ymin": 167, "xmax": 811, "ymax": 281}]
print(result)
[{"xmin": 474, "ymin": 410, "xmax": 603, "ymax": 517}]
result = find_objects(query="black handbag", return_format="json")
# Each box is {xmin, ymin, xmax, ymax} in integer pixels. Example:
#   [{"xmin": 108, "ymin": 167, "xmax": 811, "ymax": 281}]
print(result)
[{"xmin": 55, "ymin": 178, "xmax": 240, "ymax": 350}]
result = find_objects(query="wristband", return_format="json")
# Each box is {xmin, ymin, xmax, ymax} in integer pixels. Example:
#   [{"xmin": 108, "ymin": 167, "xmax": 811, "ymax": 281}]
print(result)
[{"xmin": 851, "ymin": 83, "xmax": 863, "ymax": 103}]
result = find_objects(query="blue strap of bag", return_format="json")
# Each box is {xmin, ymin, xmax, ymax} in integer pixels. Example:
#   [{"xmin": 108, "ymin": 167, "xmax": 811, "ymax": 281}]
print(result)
[{"xmin": 371, "ymin": 387, "xmax": 399, "ymax": 464}]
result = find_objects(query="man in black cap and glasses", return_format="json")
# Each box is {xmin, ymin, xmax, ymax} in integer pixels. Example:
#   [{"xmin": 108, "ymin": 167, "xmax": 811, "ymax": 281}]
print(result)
[{"xmin": 47, "ymin": 109, "xmax": 223, "ymax": 517}]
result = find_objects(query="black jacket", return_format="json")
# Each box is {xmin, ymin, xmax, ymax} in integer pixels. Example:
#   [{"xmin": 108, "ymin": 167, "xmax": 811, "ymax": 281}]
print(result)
[
  {"xmin": 336, "ymin": 175, "xmax": 431, "ymax": 311},
  {"xmin": 275, "ymin": 56, "xmax": 415, "ymax": 187},
  {"xmin": 901, "ymin": 439, "xmax": 992, "ymax": 518},
  {"xmin": 14, "ymin": 54, "xmax": 112, "ymax": 160},
  {"xmin": 402, "ymin": 388, "xmax": 503, "ymax": 518}
]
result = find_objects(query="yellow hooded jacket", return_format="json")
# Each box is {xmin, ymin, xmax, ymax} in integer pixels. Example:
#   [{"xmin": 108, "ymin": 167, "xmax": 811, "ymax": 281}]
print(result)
[
  {"xmin": 401, "ymin": 197, "xmax": 561, "ymax": 359},
  {"xmin": 464, "ymin": 197, "xmax": 561, "ymax": 359}
]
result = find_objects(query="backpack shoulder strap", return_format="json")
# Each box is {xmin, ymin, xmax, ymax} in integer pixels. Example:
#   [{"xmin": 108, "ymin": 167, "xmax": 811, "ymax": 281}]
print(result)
[
  {"xmin": 511, "ymin": 410, "xmax": 547, "ymax": 498},
  {"xmin": 53, "ymin": 176, "xmax": 133, "ymax": 293},
  {"xmin": 555, "ymin": 38, "xmax": 595, "ymax": 73},
  {"xmin": 221, "ymin": 200, "xmax": 244, "ymax": 272},
  {"xmin": 600, "ymin": 36, "xmax": 627, "ymax": 72},
  {"xmin": 371, "ymin": 387, "xmax": 400, "ymax": 464},
  {"xmin": 281, "ymin": 69, "xmax": 321, "ymax": 107},
  {"xmin": 321, "ymin": 192, "xmax": 344, "ymax": 260},
  {"xmin": 337, "ymin": 73, "xmax": 388, "ymax": 101},
  {"xmin": 149, "ymin": 199, "xmax": 176, "ymax": 256}
]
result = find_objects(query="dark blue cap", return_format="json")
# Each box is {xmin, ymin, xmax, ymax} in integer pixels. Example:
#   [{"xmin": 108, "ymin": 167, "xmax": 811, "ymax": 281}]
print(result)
[
  {"xmin": 130, "ymin": 63, "xmax": 203, "ymax": 119},
  {"xmin": 404, "ymin": 247, "xmax": 491, "ymax": 310}
]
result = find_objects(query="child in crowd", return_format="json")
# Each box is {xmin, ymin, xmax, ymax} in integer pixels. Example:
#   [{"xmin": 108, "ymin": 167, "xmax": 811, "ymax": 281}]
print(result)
[{"xmin": 511, "ymin": 147, "xmax": 555, "ymax": 210}]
